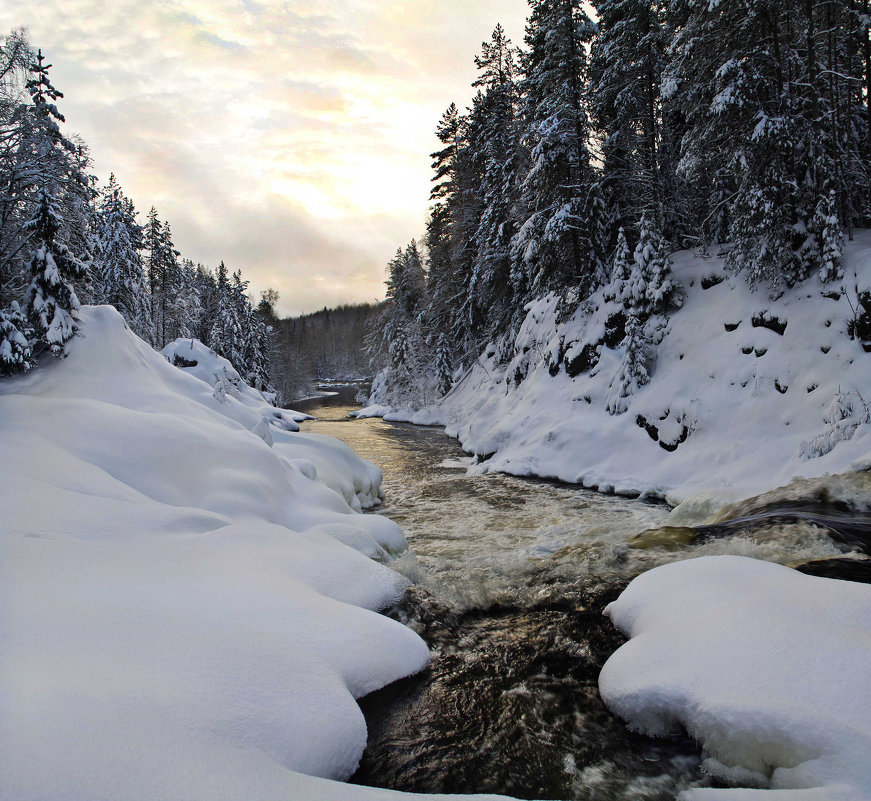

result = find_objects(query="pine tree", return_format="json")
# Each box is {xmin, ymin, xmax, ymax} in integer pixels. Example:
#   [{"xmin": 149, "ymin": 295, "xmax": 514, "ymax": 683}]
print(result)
[
  {"xmin": 514, "ymin": 0, "xmax": 600, "ymax": 295},
  {"xmin": 607, "ymin": 312, "xmax": 649, "ymax": 414},
  {"xmin": 0, "ymin": 301, "xmax": 32, "ymax": 375},
  {"xmin": 23, "ymin": 187, "xmax": 86, "ymax": 356}
]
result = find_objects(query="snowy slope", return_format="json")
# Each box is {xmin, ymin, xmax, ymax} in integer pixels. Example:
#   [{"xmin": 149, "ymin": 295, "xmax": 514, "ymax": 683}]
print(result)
[
  {"xmin": 0, "ymin": 306, "xmax": 507, "ymax": 801},
  {"xmin": 161, "ymin": 337, "xmax": 387, "ymax": 513},
  {"xmin": 601, "ymin": 555, "xmax": 871, "ymax": 801},
  {"xmin": 361, "ymin": 230, "xmax": 871, "ymax": 507}
]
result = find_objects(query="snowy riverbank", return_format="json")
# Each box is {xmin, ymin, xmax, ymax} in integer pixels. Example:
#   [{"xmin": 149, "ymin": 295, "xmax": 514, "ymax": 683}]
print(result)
[
  {"xmin": 0, "ymin": 306, "xmax": 508, "ymax": 801},
  {"xmin": 359, "ymin": 231, "xmax": 871, "ymax": 510}
]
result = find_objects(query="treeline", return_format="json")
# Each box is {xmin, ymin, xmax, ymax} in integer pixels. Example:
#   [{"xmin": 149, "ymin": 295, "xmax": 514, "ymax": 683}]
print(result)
[
  {"xmin": 371, "ymin": 0, "xmax": 870, "ymax": 408},
  {"xmin": 0, "ymin": 31, "xmax": 274, "ymax": 392},
  {"xmin": 271, "ymin": 303, "xmax": 378, "ymax": 400}
]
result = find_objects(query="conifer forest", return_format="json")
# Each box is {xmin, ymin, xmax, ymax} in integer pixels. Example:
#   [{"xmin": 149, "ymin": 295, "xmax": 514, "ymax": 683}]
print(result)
[{"xmin": 370, "ymin": 0, "xmax": 871, "ymax": 407}]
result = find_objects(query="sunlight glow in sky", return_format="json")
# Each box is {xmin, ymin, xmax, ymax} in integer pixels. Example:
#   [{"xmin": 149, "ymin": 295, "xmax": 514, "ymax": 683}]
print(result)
[{"xmin": 1, "ymin": 0, "xmax": 530, "ymax": 316}]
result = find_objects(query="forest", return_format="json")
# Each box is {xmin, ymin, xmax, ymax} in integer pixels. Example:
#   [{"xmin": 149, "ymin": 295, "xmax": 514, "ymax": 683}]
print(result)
[
  {"xmin": 272, "ymin": 303, "xmax": 380, "ymax": 401},
  {"xmin": 0, "ymin": 31, "xmax": 275, "ymax": 394},
  {"xmin": 369, "ymin": 0, "xmax": 871, "ymax": 409}
]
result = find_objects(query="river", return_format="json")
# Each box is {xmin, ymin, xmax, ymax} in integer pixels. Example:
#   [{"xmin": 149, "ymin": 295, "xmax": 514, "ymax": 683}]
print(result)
[{"xmin": 295, "ymin": 386, "xmax": 868, "ymax": 800}]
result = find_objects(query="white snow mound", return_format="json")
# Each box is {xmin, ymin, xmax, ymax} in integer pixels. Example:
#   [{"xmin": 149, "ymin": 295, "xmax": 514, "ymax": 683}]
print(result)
[
  {"xmin": 600, "ymin": 555, "xmax": 871, "ymax": 800},
  {"xmin": 0, "ymin": 306, "xmax": 461, "ymax": 801},
  {"xmin": 161, "ymin": 336, "xmax": 386, "ymax": 512}
]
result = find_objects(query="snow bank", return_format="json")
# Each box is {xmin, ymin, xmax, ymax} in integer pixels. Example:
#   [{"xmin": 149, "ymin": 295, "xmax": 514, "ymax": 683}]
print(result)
[
  {"xmin": 600, "ymin": 556, "xmax": 871, "ymax": 800},
  {"xmin": 369, "ymin": 231, "xmax": 871, "ymax": 506},
  {"xmin": 162, "ymin": 337, "xmax": 312, "ymax": 428},
  {"xmin": 161, "ymin": 336, "xmax": 386, "ymax": 511},
  {"xmin": 0, "ymin": 306, "xmax": 486, "ymax": 801}
]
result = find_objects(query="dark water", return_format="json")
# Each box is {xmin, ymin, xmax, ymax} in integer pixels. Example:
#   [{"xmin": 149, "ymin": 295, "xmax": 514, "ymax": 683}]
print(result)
[{"xmin": 295, "ymin": 388, "xmax": 869, "ymax": 800}]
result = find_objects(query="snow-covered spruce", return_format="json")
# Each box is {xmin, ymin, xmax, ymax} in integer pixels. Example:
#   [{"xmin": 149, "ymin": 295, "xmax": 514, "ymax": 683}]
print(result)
[
  {"xmin": 23, "ymin": 187, "xmax": 86, "ymax": 357},
  {"xmin": 0, "ymin": 306, "xmax": 498, "ymax": 801},
  {"xmin": 600, "ymin": 555, "xmax": 871, "ymax": 801},
  {"xmin": 361, "ymin": 232, "xmax": 871, "ymax": 505}
]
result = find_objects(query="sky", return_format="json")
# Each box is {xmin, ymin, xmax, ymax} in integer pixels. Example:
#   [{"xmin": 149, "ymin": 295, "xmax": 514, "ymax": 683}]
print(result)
[{"xmin": 1, "ymin": 0, "xmax": 531, "ymax": 317}]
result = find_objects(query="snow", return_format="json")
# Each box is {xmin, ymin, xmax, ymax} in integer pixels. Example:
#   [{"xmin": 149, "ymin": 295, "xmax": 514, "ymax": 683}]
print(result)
[
  {"xmin": 367, "ymin": 231, "xmax": 871, "ymax": 508},
  {"xmin": 600, "ymin": 555, "xmax": 871, "ymax": 800},
  {"xmin": 0, "ymin": 306, "xmax": 511, "ymax": 801}
]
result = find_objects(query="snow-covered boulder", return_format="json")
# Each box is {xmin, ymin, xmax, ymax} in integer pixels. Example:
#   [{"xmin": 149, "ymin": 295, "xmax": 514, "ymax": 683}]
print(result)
[
  {"xmin": 161, "ymin": 337, "xmax": 310, "ymax": 431},
  {"xmin": 161, "ymin": 336, "xmax": 384, "ymax": 511},
  {"xmin": 600, "ymin": 555, "xmax": 871, "ymax": 800}
]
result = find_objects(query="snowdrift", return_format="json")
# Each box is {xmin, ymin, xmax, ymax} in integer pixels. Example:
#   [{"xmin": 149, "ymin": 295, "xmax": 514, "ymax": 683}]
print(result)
[
  {"xmin": 601, "ymin": 555, "xmax": 871, "ymax": 801},
  {"xmin": 0, "ymin": 306, "xmax": 504, "ymax": 801},
  {"xmin": 361, "ymin": 231, "xmax": 871, "ymax": 506}
]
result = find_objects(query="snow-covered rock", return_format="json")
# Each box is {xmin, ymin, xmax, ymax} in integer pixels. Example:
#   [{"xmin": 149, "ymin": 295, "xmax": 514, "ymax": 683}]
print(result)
[
  {"xmin": 161, "ymin": 337, "xmax": 311, "ymax": 430},
  {"xmin": 0, "ymin": 306, "xmax": 485, "ymax": 801},
  {"xmin": 370, "ymin": 231, "xmax": 871, "ymax": 506},
  {"xmin": 600, "ymin": 555, "xmax": 871, "ymax": 800},
  {"xmin": 161, "ymin": 336, "xmax": 384, "ymax": 511}
]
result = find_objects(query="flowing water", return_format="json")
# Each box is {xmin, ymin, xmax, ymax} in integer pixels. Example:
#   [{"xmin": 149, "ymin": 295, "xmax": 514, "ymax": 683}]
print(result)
[{"xmin": 296, "ymin": 387, "xmax": 870, "ymax": 801}]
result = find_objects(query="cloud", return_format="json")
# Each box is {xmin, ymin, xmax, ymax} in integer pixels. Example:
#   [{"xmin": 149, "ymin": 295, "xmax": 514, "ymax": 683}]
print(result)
[{"xmin": 1, "ymin": 0, "xmax": 530, "ymax": 317}]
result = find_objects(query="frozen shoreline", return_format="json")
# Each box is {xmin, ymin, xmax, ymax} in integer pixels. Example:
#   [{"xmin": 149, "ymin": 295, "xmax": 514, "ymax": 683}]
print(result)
[{"xmin": 359, "ymin": 232, "xmax": 871, "ymax": 516}]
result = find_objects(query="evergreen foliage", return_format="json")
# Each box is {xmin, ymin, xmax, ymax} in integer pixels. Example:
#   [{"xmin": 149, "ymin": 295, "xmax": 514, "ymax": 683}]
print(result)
[
  {"xmin": 0, "ymin": 32, "xmax": 275, "ymax": 391},
  {"xmin": 23, "ymin": 187, "xmax": 85, "ymax": 356},
  {"xmin": 0, "ymin": 301, "xmax": 31, "ymax": 374},
  {"xmin": 607, "ymin": 313, "xmax": 649, "ymax": 415},
  {"xmin": 94, "ymin": 175, "xmax": 150, "ymax": 336},
  {"xmin": 368, "ymin": 0, "xmax": 870, "ymax": 410}
]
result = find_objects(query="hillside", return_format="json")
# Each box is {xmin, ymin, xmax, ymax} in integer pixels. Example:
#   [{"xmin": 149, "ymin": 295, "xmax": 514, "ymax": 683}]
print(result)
[{"xmin": 361, "ymin": 232, "xmax": 871, "ymax": 509}]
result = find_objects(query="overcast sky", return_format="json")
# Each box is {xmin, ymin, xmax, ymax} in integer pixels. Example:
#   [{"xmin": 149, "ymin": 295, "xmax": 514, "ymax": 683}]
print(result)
[{"xmin": 1, "ymin": 1, "xmax": 531, "ymax": 316}]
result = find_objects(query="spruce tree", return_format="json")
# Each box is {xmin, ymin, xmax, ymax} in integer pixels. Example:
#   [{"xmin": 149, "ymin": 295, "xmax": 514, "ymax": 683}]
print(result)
[
  {"xmin": 590, "ymin": 0, "xmax": 672, "ymax": 239},
  {"xmin": 0, "ymin": 301, "xmax": 32, "ymax": 375},
  {"xmin": 434, "ymin": 331, "xmax": 453, "ymax": 396},
  {"xmin": 95, "ymin": 174, "xmax": 150, "ymax": 335},
  {"xmin": 515, "ymin": 0, "xmax": 600, "ymax": 295},
  {"xmin": 465, "ymin": 25, "xmax": 522, "ymax": 340},
  {"xmin": 623, "ymin": 213, "xmax": 674, "ymax": 319},
  {"xmin": 605, "ymin": 226, "xmax": 631, "ymax": 302},
  {"xmin": 23, "ymin": 187, "xmax": 86, "ymax": 356},
  {"xmin": 817, "ymin": 190, "xmax": 844, "ymax": 284},
  {"xmin": 607, "ymin": 312, "xmax": 649, "ymax": 415}
]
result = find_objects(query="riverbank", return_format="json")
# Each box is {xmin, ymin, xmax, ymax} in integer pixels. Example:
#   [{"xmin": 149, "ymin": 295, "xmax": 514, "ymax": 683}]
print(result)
[
  {"xmin": 359, "ymin": 232, "xmax": 871, "ymax": 511},
  {"xmin": 0, "ymin": 307, "xmax": 460, "ymax": 801},
  {"xmin": 306, "ymin": 390, "xmax": 871, "ymax": 801}
]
